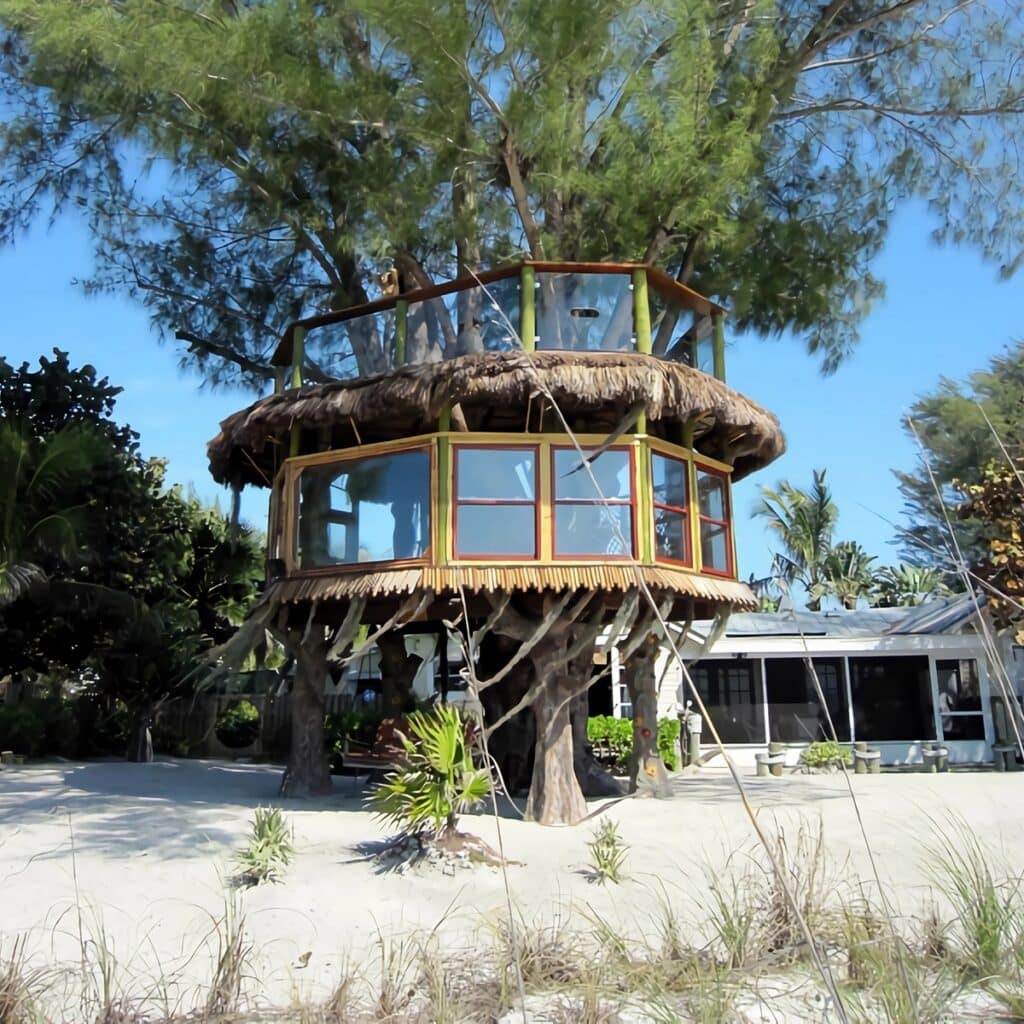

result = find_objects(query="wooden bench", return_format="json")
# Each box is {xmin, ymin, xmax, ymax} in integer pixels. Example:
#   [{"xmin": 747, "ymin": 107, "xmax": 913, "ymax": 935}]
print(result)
[{"xmin": 339, "ymin": 718, "xmax": 410, "ymax": 776}]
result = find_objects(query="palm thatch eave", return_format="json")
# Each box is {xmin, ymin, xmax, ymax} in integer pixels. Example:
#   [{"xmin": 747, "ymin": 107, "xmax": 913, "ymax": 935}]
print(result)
[{"xmin": 208, "ymin": 350, "xmax": 784, "ymax": 486}]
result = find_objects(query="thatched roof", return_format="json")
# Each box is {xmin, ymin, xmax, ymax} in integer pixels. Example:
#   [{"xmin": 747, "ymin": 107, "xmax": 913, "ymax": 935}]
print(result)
[
  {"xmin": 209, "ymin": 350, "xmax": 784, "ymax": 486},
  {"xmin": 266, "ymin": 564, "xmax": 758, "ymax": 611}
]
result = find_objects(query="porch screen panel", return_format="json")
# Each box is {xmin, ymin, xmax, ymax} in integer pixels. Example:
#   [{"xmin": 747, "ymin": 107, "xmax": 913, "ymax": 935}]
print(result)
[
  {"xmin": 850, "ymin": 656, "xmax": 935, "ymax": 741},
  {"xmin": 936, "ymin": 659, "xmax": 985, "ymax": 740},
  {"xmin": 297, "ymin": 449, "xmax": 430, "ymax": 567},
  {"xmin": 691, "ymin": 661, "xmax": 765, "ymax": 744},
  {"xmin": 765, "ymin": 658, "xmax": 850, "ymax": 742}
]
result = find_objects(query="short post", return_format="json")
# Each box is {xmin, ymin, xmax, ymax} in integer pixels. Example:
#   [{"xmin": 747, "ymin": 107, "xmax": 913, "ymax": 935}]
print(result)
[
  {"xmin": 993, "ymin": 744, "xmax": 1009, "ymax": 771},
  {"xmin": 0, "ymin": 751, "xmax": 14, "ymax": 765},
  {"xmin": 768, "ymin": 741, "xmax": 785, "ymax": 778},
  {"xmin": 687, "ymin": 711, "xmax": 702, "ymax": 767},
  {"xmin": 854, "ymin": 741, "xmax": 868, "ymax": 775},
  {"xmin": 755, "ymin": 753, "xmax": 771, "ymax": 778}
]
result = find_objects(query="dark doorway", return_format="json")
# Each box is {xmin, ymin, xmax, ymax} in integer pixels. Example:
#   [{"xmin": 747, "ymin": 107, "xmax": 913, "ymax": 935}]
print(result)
[
  {"xmin": 691, "ymin": 659, "xmax": 764, "ymax": 744},
  {"xmin": 850, "ymin": 656, "xmax": 935, "ymax": 741},
  {"xmin": 588, "ymin": 664, "xmax": 614, "ymax": 717}
]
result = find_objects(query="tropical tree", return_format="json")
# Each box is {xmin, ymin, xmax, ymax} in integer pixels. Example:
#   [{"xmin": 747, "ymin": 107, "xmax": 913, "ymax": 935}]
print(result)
[
  {"xmin": 870, "ymin": 563, "xmax": 952, "ymax": 608},
  {"xmin": 0, "ymin": 421, "xmax": 110, "ymax": 605},
  {"xmin": 819, "ymin": 541, "xmax": 876, "ymax": 611},
  {"xmin": 0, "ymin": 2, "xmax": 1022, "ymax": 383},
  {"xmin": 895, "ymin": 340, "xmax": 1024, "ymax": 567},
  {"xmin": 955, "ymin": 460, "xmax": 1024, "ymax": 639},
  {"xmin": 755, "ymin": 469, "xmax": 838, "ymax": 610}
]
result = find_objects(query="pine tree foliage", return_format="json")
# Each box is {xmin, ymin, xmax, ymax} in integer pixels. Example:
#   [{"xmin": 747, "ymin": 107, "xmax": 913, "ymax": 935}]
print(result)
[{"xmin": 0, "ymin": 1, "xmax": 1022, "ymax": 384}]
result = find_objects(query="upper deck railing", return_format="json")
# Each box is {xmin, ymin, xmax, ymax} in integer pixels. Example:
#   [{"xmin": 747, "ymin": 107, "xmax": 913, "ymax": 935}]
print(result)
[{"xmin": 270, "ymin": 262, "xmax": 727, "ymax": 389}]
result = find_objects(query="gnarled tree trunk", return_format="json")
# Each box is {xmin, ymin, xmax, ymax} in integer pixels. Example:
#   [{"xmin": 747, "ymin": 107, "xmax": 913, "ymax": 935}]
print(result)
[
  {"xmin": 571, "ymin": 690, "xmax": 626, "ymax": 797},
  {"xmin": 626, "ymin": 632, "xmax": 672, "ymax": 798},
  {"xmin": 377, "ymin": 631, "xmax": 422, "ymax": 716},
  {"xmin": 280, "ymin": 626, "xmax": 332, "ymax": 797},
  {"xmin": 525, "ymin": 666, "xmax": 588, "ymax": 825}
]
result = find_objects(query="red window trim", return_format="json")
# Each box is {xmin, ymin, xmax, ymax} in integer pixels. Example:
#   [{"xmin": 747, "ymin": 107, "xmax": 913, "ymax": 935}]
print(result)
[
  {"xmin": 452, "ymin": 444, "xmax": 541, "ymax": 559},
  {"xmin": 651, "ymin": 450, "xmax": 693, "ymax": 568},
  {"xmin": 550, "ymin": 445, "xmax": 636, "ymax": 560},
  {"xmin": 695, "ymin": 464, "xmax": 734, "ymax": 578},
  {"xmin": 294, "ymin": 444, "xmax": 434, "ymax": 571}
]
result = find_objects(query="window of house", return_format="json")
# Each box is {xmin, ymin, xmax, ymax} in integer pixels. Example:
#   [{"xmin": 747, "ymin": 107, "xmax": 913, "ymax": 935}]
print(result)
[
  {"xmin": 552, "ymin": 447, "xmax": 634, "ymax": 557},
  {"xmin": 765, "ymin": 658, "xmax": 850, "ymax": 742},
  {"xmin": 697, "ymin": 468, "xmax": 732, "ymax": 575},
  {"xmin": 297, "ymin": 449, "xmax": 430, "ymax": 567},
  {"xmin": 652, "ymin": 452, "xmax": 691, "ymax": 565},
  {"xmin": 850, "ymin": 656, "xmax": 936, "ymax": 741},
  {"xmin": 454, "ymin": 446, "xmax": 538, "ymax": 557},
  {"xmin": 936, "ymin": 659, "xmax": 985, "ymax": 741},
  {"xmin": 691, "ymin": 660, "xmax": 765, "ymax": 744}
]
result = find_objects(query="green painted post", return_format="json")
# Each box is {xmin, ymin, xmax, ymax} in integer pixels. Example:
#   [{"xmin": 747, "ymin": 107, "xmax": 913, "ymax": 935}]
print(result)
[
  {"xmin": 637, "ymin": 443, "xmax": 654, "ymax": 563},
  {"xmin": 712, "ymin": 313, "xmax": 726, "ymax": 382},
  {"xmin": 291, "ymin": 325, "xmax": 305, "ymax": 390},
  {"xmin": 632, "ymin": 268, "xmax": 651, "ymax": 354},
  {"xmin": 436, "ymin": 404, "xmax": 452, "ymax": 563},
  {"xmin": 520, "ymin": 265, "xmax": 536, "ymax": 351},
  {"xmin": 394, "ymin": 299, "xmax": 408, "ymax": 365}
]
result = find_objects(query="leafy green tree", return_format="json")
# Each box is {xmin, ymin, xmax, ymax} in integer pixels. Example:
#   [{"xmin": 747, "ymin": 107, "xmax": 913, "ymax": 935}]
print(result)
[
  {"xmin": 895, "ymin": 340, "xmax": 1024, "ymax": 568},
  {"xmin": 870, "ymin": 563, "xmax": 951, "ymax": 608},
  {"xmin": 0, "ymin": 352, "xmax": 264, "ymax": 759},
  {"xmin": 755, "ymin": 469, "xmax": 838, "ymax": 610},
  {"xmin": 955, "ymin": 460, "xmax": 1024, "ymax": 640},
  {"xmin": 820, "ymin": 540, "xmax": 876, "ymax": 610},
  {"xmin": 0, "ymin": 2, "xmax": 1022, "ymax": 382},
  {"xmin": 0, "ymin": 421, "xmax": 110, "ymax": 604}
]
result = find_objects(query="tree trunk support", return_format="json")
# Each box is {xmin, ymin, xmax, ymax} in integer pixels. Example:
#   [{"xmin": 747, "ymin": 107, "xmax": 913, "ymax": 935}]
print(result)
[{"xmin": 280, "ymin": 625, "xmax": 332, "ymax": 797}]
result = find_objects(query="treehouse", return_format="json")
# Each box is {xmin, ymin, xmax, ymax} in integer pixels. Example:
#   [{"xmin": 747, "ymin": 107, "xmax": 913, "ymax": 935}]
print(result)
[{"xmin": 207, "ymin": 261, "xmax": 785, "ymax": 816}]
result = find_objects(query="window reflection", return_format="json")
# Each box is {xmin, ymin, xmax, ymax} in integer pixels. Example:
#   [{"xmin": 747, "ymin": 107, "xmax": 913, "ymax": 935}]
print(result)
[
  {"xmin": 305, "ymin": 310, "xmax": 397, "ymax": 379},
  {"xmin": 454, "ymin": 447, "xmax": 537, "ymax": 557},
  {"xmin": 937, "ymin": 658, "xmax": 985, "ymax": 740},
  {"xmin": 406, "ymin": 278, "xmax": 521, "ymax": 362},
  {"xmin": 649, "ymin": 290, "xmax": 714, "ymax": 372},
  {"xmin": 297, "ymin": 450, "xmax": 430, "ymax": 566},
  {"xmin": 553, "ymin": 448, "xmax": 633, "ymax": 556},
  {"xmin": 765, "ymin": 658, "xmax": 850, "ymax": 742},
  {"xmin": 697, "ymin": 469, "xmax": 731, "ymax": 574},
  {"xmin": 652, "ymin": 453, "xmax": 690, "ymax": 565},
  {"xmin": 692, "ymin": 661, "xmax": 765, "ymax": 744},
  {"xmin": 536, "ymin": 273, "xmax": 634, "ymax": 352}
]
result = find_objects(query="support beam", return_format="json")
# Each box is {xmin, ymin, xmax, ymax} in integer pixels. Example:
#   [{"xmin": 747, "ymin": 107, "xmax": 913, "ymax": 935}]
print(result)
[
  {"xmin": 712, "ymin": 313, "xmax": 726, "ymax": 382},
  {"xmin": 632, "ymin": 269, "xmax": 651, "ymax": 355},
  {"xmin": 520, "ymin": 265, "xmax": 536, "ymax": 351},
  {"xmin": 394, "ymin": 299, "xmax": 408, "ymax": 365}
]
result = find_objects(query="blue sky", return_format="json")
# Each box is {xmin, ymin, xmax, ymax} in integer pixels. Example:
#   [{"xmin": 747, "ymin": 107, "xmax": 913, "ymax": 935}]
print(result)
[{"xmin": 2, "ymin": 201, "xmax": 1021, "ymax": 582}]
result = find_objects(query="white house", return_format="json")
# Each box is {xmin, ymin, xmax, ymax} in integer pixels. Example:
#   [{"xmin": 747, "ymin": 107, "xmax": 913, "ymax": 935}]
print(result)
[{"xmin": 640, "ymin": 596, "xmax": 1024, "ymax": 767}]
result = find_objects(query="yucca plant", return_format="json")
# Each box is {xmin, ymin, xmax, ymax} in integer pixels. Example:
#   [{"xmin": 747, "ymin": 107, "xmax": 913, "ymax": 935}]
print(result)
[
  {"xmin": 234, "ymin": 806, "xmax": 294, "ymax": 886},
  {"xmin": 369, "ymin": 705, "xmax": 491, "ymax": 840}
]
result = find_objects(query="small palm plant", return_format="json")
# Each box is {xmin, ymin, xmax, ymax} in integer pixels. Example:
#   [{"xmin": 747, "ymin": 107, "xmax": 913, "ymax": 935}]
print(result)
[
  {"xmin": 234, "ymin": 807, "xmax": 294, "ymax": 886},
  {"xmin": 369, "ymin": 704, "xmax": 491, "ymax": 841}
]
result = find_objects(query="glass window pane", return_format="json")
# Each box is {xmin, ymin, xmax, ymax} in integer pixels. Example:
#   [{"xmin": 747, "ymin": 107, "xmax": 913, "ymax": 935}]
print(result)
[
  {"xmin": 652, "ymin": 453, "xmax": 688, "ymax": 508},
  {"xmin": 555, "ymin": 504, "xmax": 632, "ymax": 556},
  {"xmin": 536, "ymin": 273, "xmax": 634, "ymax": 352},
  {"xmin": 456, "ymin": 504, "xmax": 536, "ymax": 557},
  {"xmin": 700, "ymin": 521, "xmax": 730, "ymax": 572},
  {"xmin": 850, "ymin": 657, "xmax": 935, "ymax": 741},
  {"xmin": 553, "ymin": 448, "xmax": 631, "ymax": 500},
  {"xmin": 298, "ymin": 450, "xmax": 430, "ymax": 567},
  {"xmin": 456, "ymin": 448, "xmax": 535, "ymax": 500},
  {"xmin": 698, "ymin": 471, "xmax": 727, "ymax": 520},
  {"xmin": 765, "ymin": 658, "xmax": 850, "ymax": 742},
  {"xmin": 406, "ymin": 279, "xmax": 521, "ymax": 362},
  {"xmin": 937, "ymin": 659, "xmax": 985, "ymax": 739},
  {"xmin": 304, "ymin": 310, "xmax": 397, "ymax": 380},
  {"xmin": 654, "ymin": 507, "xmax": 689, "ymax": 563}
]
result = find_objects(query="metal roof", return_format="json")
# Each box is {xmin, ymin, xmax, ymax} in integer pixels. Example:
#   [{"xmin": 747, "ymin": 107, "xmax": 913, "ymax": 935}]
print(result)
[{"xmin": 688, "ymin": 594, "xmax": 981, "ymax": 641}]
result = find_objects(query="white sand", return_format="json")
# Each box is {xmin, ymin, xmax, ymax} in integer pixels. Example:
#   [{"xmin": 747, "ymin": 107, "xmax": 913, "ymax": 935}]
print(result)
[{"xmin": 1, "ymin": 758, "xmax": 1021, "ymax": 1015}]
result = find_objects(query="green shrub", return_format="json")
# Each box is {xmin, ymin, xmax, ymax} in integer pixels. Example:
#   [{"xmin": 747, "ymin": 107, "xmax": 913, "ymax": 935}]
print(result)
[
  {"xmin": 658, "ymin": 718, "xmax": 681, "ymax": 771},
  {"xmin": 587, "ymin": 715, "xmax": 680, "ymax": 771},
  {"xmin": 369, "ymin": 704, "xmax": 491, "ymax": 839},
  {"xmin": 0, "ymin": 705, "xmax": 45, "ymax": 757},
  {"xmin": 586, "ymin": 819, "xmax": 629, "ymax": 884},
  {"xmin": 799, "ymin": 740, "xmax": 852, "ymax": 771},
  {"xmin": 234, "ymin": 807, "xmax": 294, "ymax": 886},
  {"xmin": 215, "ymin": 700, "xmax": 261, "ymax": 749}
]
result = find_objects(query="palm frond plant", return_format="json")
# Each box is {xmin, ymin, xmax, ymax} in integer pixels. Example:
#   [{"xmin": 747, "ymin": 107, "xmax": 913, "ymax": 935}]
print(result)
[
  {"xmin": 871, "ymin": 562, "xmax": 952, "ymax": 608},
  {"xmin": 369, "ymin": 704, "xmax": 492, "ymax": 842},
  {"xmin": 754, "ymin": 470, "xmax": 838, "ymax": 611},
  {"xmin": 819, "ymin": 540, "xmax": 876, "ymax": 610}
]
